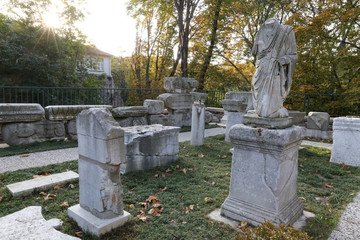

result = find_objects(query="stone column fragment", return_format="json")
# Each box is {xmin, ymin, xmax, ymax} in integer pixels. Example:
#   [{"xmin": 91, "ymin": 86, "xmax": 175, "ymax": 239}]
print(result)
[
  {"xmin": 221, "ymin": 124, "xmax": 304, "ymax": 226},
  {"xmin": 68, "ymin": 108, "xmax": 130, "ymax": 236},
  {"xmin": 190, "ymin": 92, "xmax": 208, "ymax": 146}
]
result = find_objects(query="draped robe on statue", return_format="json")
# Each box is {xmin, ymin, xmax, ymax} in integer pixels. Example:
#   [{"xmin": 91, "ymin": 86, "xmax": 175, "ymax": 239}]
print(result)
[{"xmin": 251, "ymin": 19, "xmax": 298, "ymax": 118}]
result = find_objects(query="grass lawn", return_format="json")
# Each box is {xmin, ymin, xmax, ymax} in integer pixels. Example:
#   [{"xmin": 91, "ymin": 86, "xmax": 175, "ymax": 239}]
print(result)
[{"xmin": 1, "ymin": 135, "xmax": 360, "ymax": 239}]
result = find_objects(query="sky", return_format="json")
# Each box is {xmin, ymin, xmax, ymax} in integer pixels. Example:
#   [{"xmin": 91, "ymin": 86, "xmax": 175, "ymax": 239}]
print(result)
[{"xmin": 0, "ymin": 0, "xmax": 137, "ymax": 57}]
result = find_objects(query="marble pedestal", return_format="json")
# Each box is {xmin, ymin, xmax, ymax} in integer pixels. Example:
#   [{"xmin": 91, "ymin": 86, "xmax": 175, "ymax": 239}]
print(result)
[{"xmin": 221, "ymin": 124, "xmax": 304, "ymax": 226}]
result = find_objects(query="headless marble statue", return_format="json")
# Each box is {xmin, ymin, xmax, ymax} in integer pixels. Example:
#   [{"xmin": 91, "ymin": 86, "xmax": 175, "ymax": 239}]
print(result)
[{"xmin": 251, "ymin": 18, "xmax": 298, "ymax": 118}]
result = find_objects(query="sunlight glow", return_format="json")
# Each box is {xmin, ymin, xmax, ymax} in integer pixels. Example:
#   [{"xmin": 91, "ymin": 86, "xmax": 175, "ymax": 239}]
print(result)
[{"xmin": 42, "ymin": 5, "xmax": 62, "ymax": 28}]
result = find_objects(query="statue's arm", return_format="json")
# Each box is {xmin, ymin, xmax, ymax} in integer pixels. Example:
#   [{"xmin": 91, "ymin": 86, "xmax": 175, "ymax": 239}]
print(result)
[{"xmin": 278, "ymin": 29, "xmax": 298, "ymax": 65}]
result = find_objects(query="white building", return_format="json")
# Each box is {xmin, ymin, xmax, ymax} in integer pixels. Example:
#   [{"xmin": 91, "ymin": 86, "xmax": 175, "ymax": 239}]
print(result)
[{"xmin": 84, "ymin": 47, "xmax": 113, "ymax": 77}]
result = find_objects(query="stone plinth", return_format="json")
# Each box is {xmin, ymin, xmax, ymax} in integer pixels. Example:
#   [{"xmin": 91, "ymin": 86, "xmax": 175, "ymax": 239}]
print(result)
[
  {"xmin": 144, "ymin": 99, "xmax": 164, "ymax": 115},
  {"xmin": 157, "ymin": 93, "xmax": 193, "ymax": 110},
  {"xmin": 2, "ymin": 120, "xmax": 65, "ymax": 146},
  {"xmin": 243, "ymin": 114, "xmax": 293, "ymax": 129},
  {"xmin": 225, "ymin": 112, "xmax": 244, "ymax": 142},
  {"xmin": 120, "ymin": 124, "xmax": 180, "ymax": 174},
  {"xmin": 164, "ymin": 77, "xmax": 198, "ymax": 93},
  {"xmin": 112, "ymin": 106, "xmax": 148, "ymax": 118},
  {"xmin": 306, "ymin": 112, "xmax": 330, "ymax": 131},
  {"xmin": 288, "ymin": 111, "xmax": 306, "ymax": 125},
  {"xmin": 221, "ymin": 124, "xmax": 304, "ymax": 226},
  {"xmin": 69, "ymin": 108, "xmax": 129, "ymax": 236},
  {"xmin": 0, "ymin": 103, "xmax": 44, "ymax": 123},
  {"xmin": 191, "ymin": 103, "xmax": 206, "ymax": 146},
  {"xmin": 330, "ymin": 117, "xmax": 360, "ymax": 166},
  {"xmin": 45, "ymin": 105, "xmax": 112, "ymax": 121}
]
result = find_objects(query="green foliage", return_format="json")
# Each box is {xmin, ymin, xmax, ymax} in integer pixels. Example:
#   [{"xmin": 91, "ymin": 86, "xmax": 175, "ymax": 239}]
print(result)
[{"xmin": 235, "ymin": 220, "xmax": 313, "ymax": 240}]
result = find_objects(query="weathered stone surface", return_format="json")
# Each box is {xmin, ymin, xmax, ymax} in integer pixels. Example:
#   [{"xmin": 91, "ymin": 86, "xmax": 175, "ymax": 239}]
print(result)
[
  {"xmin": 143, "ymin": 99, "xmax": 164, "ymax": 115},
  {"xmin": 70, "ymin": 108, "xmax": 129, "ymax": 236},
  {"xmin": 288, "ymin": 111, "xmax": 306, "ymax": 125},
  {"xmin": 116, "ymin": 117, "xmax": 148, "ymax": 127},
  {"xmin": 304, "ymin": 128, "xmax": 333, "ymax": 140},
  {"xmin": 65, "ymin": 120, "xmax": 77, "ymax": 140},
  {"xmin": 111, "ymin": 106, "xmax": 148, "ymax": 118},
  {"xmin": 0, "ymin": 206, "xmax": 79, "ymax": 240},
  {"xmin": 45, "ymin": 105, "xmax": 112, "ymax": 121},
  {"xmin": 164, "ymin": 77, "xmax": 199, "ymax": 93},
  {"xmin": 205, "ymin": 111, "xmax": 213, "ymax": 123},
  {"xmin": 222, "ymin": 99, "xmax": 248, "ymax": 112},
  {"xmin": 190, "ymin": 92, "xmax": 208, "ymax": 103},
  {"xmin": 225, "ymin": 112, "xmax": 244, "ymax": 142},
  {"xmin": 68, "ymin": 205, "xmax": 130, "ymax": 237},
  {"xmin": 330, "ymin": 117, "xmax": 360, "ymax": 166},
  {"xmin": 120, "ymin": 124, "xmax": 180, "ymax": 174},
  {"xmin": 306, "ymin": 112, "xmax": 330, "ymax": 131},
  {"xmin": 157, "ymin": 93, "xmax": 193, "ymax": 110},
  {"xmin": 221, "ymin": 124, "xmax": 304, "ymax": 226},
  {"xmin": 243, "ymin": 114, "xmax": 293, "ymax": 129},
  {"xmin": 0, "ymin": 103, "xmax": 44, "ymax": 123},
  {"xmin": 191, "ymin": 103, "xmax": 206, "ymax": 146},
  {"xmin": 167, "ymin": 109, "xmax": 192, "ymax": 127},
  {"xmin": 251, "ymin": 18, "xmax": 297, "ymax": 118},
  {"xmin": 6, "ymin": 171, "xmax": 78, "ymax": 197},
  {"xmin": 148, "ymin": 114, "xmax": 169, "ymax": 125},
  {"xmin": 223, "ymin": 92, "xmax": 253, "ymax": 111},
  {"xmin": 2, "ymin": 120, "xmax": 65, "ymax": 146}
]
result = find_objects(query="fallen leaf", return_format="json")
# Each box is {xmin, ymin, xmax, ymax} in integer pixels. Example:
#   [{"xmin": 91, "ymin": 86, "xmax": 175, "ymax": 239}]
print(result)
[
  {"xmin": 159, "ymin": 187, "xmax": 167, "ymax": 192},
  {"xmin": 129, "ymin": 187, "xmax": 136, "ymax": 192},
  {"xmin": 225, "ymin": 172, "xmax": 231, "ymax": 177},
  {"xmin": 154, "ymin": 174, "xmax": 159, "ymax": 178},
  {"xmin": 137, "ymin": 214, "xmax": 150, "ymax": 222},
  {"xmin": 139, "ymin": 202, "xmax": 149, "ymax": 208},
  {"xmin": 54, "ymin": 184, "xmax": 64, "ymax": 190},
  {"xmin": 60, "ymin": 202, "xmax": 69, "ymax": 207},
  {"xmin": 39, "ymin": 192, "xmax": 47, "ymax": 196},
  {"xmin": 182, "ymin": 221, "xmax": 187, "ymax": 224},
  {"xmin": 185, "ymin": 205, "xmax": 194, "ymax": 213},
  {"xmin": 146, "ymin": 195, "xmax": 160, "ymax": 203},
  {"xmin": 148, "ymin": 208, "xmax": 161, "ymax": 216},
  {"xmin": 198, "ymin": 154, "xmax": 205, "ymax": 158},
  {"xmin": 204, "ymin": 197, "xmax": 213, "ymax": 203},
  {"xmin": 20, "ymin": 154, "xmax": 30, "ymax": 158},
  {"xmin": 68, "ymin": 184, "xmax": 75, "ymax": 189},
  {"xmin": 182, "ymin": 168, "xmax": 187, "ymax": 174},
  {"xmin": 193, "ymin": 167, "xmax": 198, "ymax": 171},
  {"xmin": 299, "ymin": 197, "xmax": 306, "ymax": 201},
  {"xmin": 211, "ymin": 181, "xmax": 216, "ymax": 185},
  {"xmin": 175, "ymin": 165, "xmax": 180, "ymax": 169},
  {"xmin": 161, "ymin": 173, "xmax": 166, "ymax": 178},
  {"xmin": 185, "ymin": 154, "xmax": 190, "ymax": 157},
  {"xmin": 328, "ymin": 208, "xmax": 332, "ymax": 213},
  {"xmin": 166, "ymin": 169, "xmax": 173, "ymax": 173},
  {"xmin": 32, "ymin": 175, "xmax": 41, "ymax": 179},
  {"xmin": 127, "ymin": 204, "xmax": 135, "ymax": 209},
  {"xmin": 324, "ymin": 183, "xmax": 334, "ymax": 189},
  {"xmin": 0, "ymin": 196, "xmax": 3, "ymax": 203},
  {"xmin": 238, "ymin": 221, "xmax": 248, "ymax": 230},
  {"xmin": 206, "ymin": 143, "xmax": 212, "ymax": 147},
  {"xmin": 221, "ymin": 155, "xmax": 227, "ymax": 159},
  {"xmin": 75, "ymin": 232, "xmax": 83, "ymax": 238},
  {"xmin": 299, "ymin": 163, "xmax": 304, "ymax": 168},
  {"xmin": 169, "ymin": 219, "xmax": 176, "ymax": 223}
]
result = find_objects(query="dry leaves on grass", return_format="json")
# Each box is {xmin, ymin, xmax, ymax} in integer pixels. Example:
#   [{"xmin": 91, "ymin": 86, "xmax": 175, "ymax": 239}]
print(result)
[
  {"xmin": 146, "ymin": 195, "xmax": 160, "ymax": 203},
  {"xmin": 204, "ymin": 197, "xmax": 213, "ymax": 203},
  {"xmin": 185, "ymin": 153, "xmax": 191, "ymax": 157},
  {"xmin": 0, "ymin": 196, "xmax": 3, "ymax": 203},
  {"xmin": 185, "ymin": 205, "xmax": 194, "ymax": 213},
  {"xmin": 44, "ymin": 194, "xmax": 56, "ymax": 200},
  {"xmin": 54, "ymin": 184, "xmax": 64, "ymax": 190},
  {"xmin": 74, "ymin": 231, "xmax": 83, "ymax": 238},
  {"xmin": 32, "ymin": 173, "xmax": 51, "ymax": 179},
  {"xmin": 127, "ymin": 204, "xmax": 135, "ymax": 209},
  {"xmin": 225, "ymin": 172, "xmax": 231, "ymax": 177},
  {"xmin": 221, "ymin": 155, "xmax": 227, "ymax": 159},
  {"xmin": 158, "ymin": 187, "xmax": 167, "ymax": 192},
  {"xmin": 198, "ymin": 154, "xmax": 205, "ymax": 158},
  {"xmin": 68, "ymin": 184, "xmax": 75, "ymax": 189},
  {"xmin": 165, "ymin": 169, "xmax": 173, "ymax": 173},
  {"xmin": 20, "ymin": 154, "xmax": 30, "ymax": 158},
  {"xmin": 324, "ymin": 183, "xmax": 334, "ymax": 189},
  {"xmin": 60, "ymin": 202, "xmax": 69, "ymax": 207}
]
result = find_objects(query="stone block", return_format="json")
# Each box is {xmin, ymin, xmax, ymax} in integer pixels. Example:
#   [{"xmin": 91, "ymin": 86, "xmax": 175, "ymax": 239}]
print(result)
[
  {"xmin": 2, "ymin": 120, "xmax": 65, "ymax": 146},
  {"xmin": 164, "ymin": 77, "xmax": 198, "ymax": 93},
  {"xmin": 221, "ymin": 124, "xmax": 304, "ymax": 226},
  {"xmin": 288, "ymin": 111, "xmax": 306, "ymax": 125},
  {"xmin": 306, "ymin": 112, "xmax": 330, "ymax": 131},
  {"xmin": 243, "ymin": 114, "xmax": 293, "ymax": 129},
  {"xmin": 65, "ymin": 120, "xmax": 77, "ymax": 140},
  {"xmin": 225, "ymin": 112, "xmax": 244, "ymax": 142},
  {"xmin": 148, "ymin": 114, "xmax": 169, "ymax": 125},
  {"xmin": 144, "ymin": 99, "xmax": 164, "ymax": 115},
  {"xmin": 330, "ymin": 117, "xmax": 360, "ymax": 166},
  {"xmin": 6, "ymin": 171, "xmax": 79, "ymax": 197},
  {"xmin": 116, "ymin": 117, "xmax": 148, "ymax": 127},
  {"xmin": 45, "ymin": 105, "xmax": 112, "ymax": 121},
  {"xmin": 190, "ymin": 92, "xmax": 208, "ymax": 103},
  {"xmin": 120, "ymin": 124, "xmax": 180, "ymax": 174},
  {"xmin": 68, "ymin": 205, "xmax": 130, "ymax": 237},
  {"xmin": 157, "ymin": 93, "xmax": 193, "ymax": 110},
  {"xmin": 167, "ymin": 109, "xmax": 192, "ymax": 127},
  {"xmin": 205, "ymin": 111, "xmax": 213, "ymax": 123},
  {"xmin": 111, "ymin": 106, "xmax": 148, "ymax": 118},
  {"xmin": 304, "ymin": 128, "xmax": 333, "ymax": 140},
  {"xmin": 224, "ymin": 91, "xmax": 254, "ymax": 111},
  {"xmin": 0, "ymin": 206, "xmax": 79, "ymax": 240},
  {"xmin": 0, "ymin": 103, "xmax": 44, "ymax": 123},
  {"xmin": 77, "ymin": 109, "xmax": 125, "ymax": 165},
  {"xmin": 222, "ymin": 99, "xmax": 248, "ymax": 112}
]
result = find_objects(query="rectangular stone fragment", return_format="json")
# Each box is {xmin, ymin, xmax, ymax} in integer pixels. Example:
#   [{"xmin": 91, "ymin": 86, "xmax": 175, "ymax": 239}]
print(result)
[
  {"xmin": 157, "ymin": 93, "xmax": 193, "ymax": 110},
  {"xmin": 144, "ymin": 99, "xmax": 164, "ymax": 115},
  {"xmin": 45, "ymin": 105, "xmax": 112, "ymax": 121},
  {"xmin": 0, "ymin": 103, "xmax": 44, "ymax": 123},
  {"xmin": 111, "ymin": 106, "xmax": 148, "ymax": 118},
  {"xmin": 6, "ymin": 171, "xmax": 79, "ymax": 197}
]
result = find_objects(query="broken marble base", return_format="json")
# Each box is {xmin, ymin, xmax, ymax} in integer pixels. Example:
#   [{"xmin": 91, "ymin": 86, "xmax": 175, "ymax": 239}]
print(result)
[
  {"xmin": 208, "ymin": 208, "xmax": 315, "ymax": 229},
  {"xmin": 221, "ymin": 124, "xmax": 304, "ymax": 226},
  {"xmin": 0, "ymin": 206, "xmax": 79, "ymax": 240},
  {"xmin": 68, "ymin": 204, "xmax": 130, "ymax": 237},
  {"xmin": 243, "ymin": 114, "xmax": 293, "ymax": 129}
]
